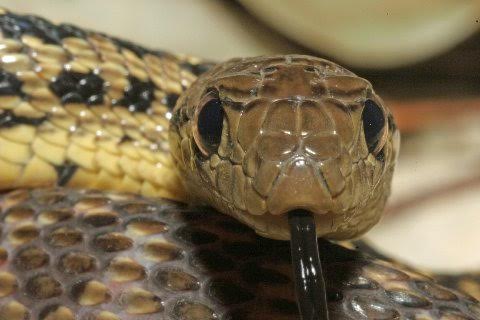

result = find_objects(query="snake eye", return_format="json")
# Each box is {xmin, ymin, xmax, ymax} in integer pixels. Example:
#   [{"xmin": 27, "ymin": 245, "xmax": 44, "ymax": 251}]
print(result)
[
  {"xmin": 194, "ymin": 93, "xmax": 225, "ymax": 156},
  {"xmin": 362, "ymin": 99, "xmax": 385, "ymax": 154}
]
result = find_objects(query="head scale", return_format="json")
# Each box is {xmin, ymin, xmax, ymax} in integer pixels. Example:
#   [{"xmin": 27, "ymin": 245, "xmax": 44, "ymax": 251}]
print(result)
[{"xmin": 169, "ymin": 55, "xmax": 399, "ymax": 240}]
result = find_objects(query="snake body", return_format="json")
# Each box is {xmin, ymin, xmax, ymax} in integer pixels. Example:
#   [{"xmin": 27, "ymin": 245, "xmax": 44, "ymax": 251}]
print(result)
[{"xmin": 0, "ymin": 8, "xmax": 478, "ymax": 320}]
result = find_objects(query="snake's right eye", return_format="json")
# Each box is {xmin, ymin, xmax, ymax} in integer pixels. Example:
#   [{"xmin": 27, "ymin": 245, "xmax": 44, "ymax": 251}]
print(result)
[
  {"xmin": 194, "ymin": 93, "xmax": 225, "ymax": 156},
  {"xmin": 362, "ymin": 99, "xmax": 385, "ymax": 154}
]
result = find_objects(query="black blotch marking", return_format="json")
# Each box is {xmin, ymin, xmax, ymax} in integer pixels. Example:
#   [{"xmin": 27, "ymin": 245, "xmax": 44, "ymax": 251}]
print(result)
[
  {"xmin": 119, "ymin": 135, "xmax": 133, "ymax": 144},
  {"xmin": 0, "ymin": 110, "xmax": 46, "ymax": 128},
  {"xmin": 50, "ymin": 71, "xmax": 104, "ymax": 105},
  {"xmin": 362, "ymin": 99, "xmax": 385, "ymax": 153},
  {"xmin": 114, "ymin": 76, "xmax": 155, "ymax": 112},
  {"xmin": 163, "ymin": 93, "xmax": 179, "ymax": 110},
  {"xmin": 55, "ymin": 163, "xmax": 78, "ymax": 186},
  {"xmin": 0, "ymin": 12, "xmax": 61, "ymax": 44},
  {"xmin": 112, "ymin": 37, "xmax": 149, "ymax": 57},
  {"xmin": 0, "ymin": 70, "xmax": 25, "ymax": 97},
  {"xmin": 57, "ymin": 23, "xmax": 87, "ymax": 39}
]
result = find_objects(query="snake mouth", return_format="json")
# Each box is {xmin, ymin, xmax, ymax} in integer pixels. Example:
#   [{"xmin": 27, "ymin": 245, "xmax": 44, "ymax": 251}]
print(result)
[
  {"xmin": 265, "ymin": 158, "xmax": 337, "ymax": 217},
  {"xmin": 236, "ymin": 208, "xmax": 336, "ymax": 240}
]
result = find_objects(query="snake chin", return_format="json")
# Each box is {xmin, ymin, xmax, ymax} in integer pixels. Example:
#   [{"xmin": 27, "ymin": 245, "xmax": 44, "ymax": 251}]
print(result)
[{"xmin": 239, "ymin": 210, "xmax": 336, "ymax": 241}]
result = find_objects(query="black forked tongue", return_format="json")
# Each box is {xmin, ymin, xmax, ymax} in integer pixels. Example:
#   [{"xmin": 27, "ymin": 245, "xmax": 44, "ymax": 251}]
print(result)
[{"xmin": 288, "ymin": 210, "xmax": 329, "ymax": 320}]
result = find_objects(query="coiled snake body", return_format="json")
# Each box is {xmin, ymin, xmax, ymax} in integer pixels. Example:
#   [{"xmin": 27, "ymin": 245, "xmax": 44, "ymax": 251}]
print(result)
[{"xmin": 0, "ymin": 8, "xmax": 478, "ymax": 320}]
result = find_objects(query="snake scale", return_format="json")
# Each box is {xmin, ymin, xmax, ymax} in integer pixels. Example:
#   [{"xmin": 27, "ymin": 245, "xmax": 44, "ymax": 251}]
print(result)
[{"xmin": 0, "ymin": 7, "xmax": 478, "ymax": 320}]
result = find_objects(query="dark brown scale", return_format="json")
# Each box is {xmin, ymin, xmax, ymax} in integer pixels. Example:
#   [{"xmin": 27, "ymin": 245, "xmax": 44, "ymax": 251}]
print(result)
[
  {"xmin": 46, "ymin": 226, "xmax": 83, "ymax": 247},
  {"xmin": 58, "ymin": 251, "xmax": 97, "ymax": 274},
  {"xmin": 415, "ymin": 281, "xmax": 458, "ymax": 301},
  {"xmin": 4, "ymin": 206, "xmax": 35, "ymax": 223},
  {"xmin": 25, "ymin": 274, "xmax": 62, "ymax": 299},
  {"xmin": 155, "ymin": 268, "xmax": 200, "ymax": 291},
  {"xmin": 82, "ymin": 210, "xmax": 119, "ymax": 228},
  {"xmin": 0, "ymin": 188, "xmax": 478, "ymax": 319},
  {"xmin": 171, "ymin": 300, "xmax": 217, "ymax": 320},
  {"xmin": 117, "ymin": 202, "xmax": 157, "ymax": 215},
  {"xmin": 125, "ymin": 218, "xmax": 167, "ymax": 235},
  {"xmin": 348, "ymin": 296, "xmax": 400, "ymax": 319},
  {"xmin": 74, "ymin": 196, "xmax": 111, "ymax": 211},
  {"xmin": 143, "ymin": 239, "xmax": 181, "ymax": 262},
  {"xmin": 0, "ymin": 247, "xmax": 7, "ymax": 264},
  {"xmin": 9, "ymin": 224, "xmax": 40, "ymax": 245},
  {"xmin": 119, "ymin": 288, "xmax": 163, "ymax": 315},
  {"xmin": 345, "ymin": 275, "xmax": 378, "ymax": 290},
  {"xmin": 38, "ymin": 209, "xmax": 73, "ymax": 225},
  {"xmin": 386, "ymin": 289, "xmax": 433, "ymax": 308},
  {"xmin": 105, "ymin": 257, "xmax": 145, "ymax": 282},
  {"xmin": 38, "ymin": 305, "xmax": 74, "ymax": 320},
  {"xmin": 34, "ymin": 192, "xmax": 68, "ymax": 206},
  {"xmin": 70, "ymin": 279, "xmax": 111, "ymax": 306},
  {"xmin": 92, "ymin": 232, "xmax": 133, "ymax": 252},
  {"xmin": 14, "ymin": 246, "xmax": 49, "ymax": 270}
]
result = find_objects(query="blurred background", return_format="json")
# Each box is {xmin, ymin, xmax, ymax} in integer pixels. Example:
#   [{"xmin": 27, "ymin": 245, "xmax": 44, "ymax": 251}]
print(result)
[{"xmin": 2, "ymin": 0, "xmax": 480, "ymax": 273}]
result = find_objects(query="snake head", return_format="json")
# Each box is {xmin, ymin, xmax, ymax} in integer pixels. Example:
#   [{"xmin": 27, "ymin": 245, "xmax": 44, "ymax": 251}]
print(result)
[{"xmin": 169, "ymin": 55, "xmax": 400, "ymax": 240}]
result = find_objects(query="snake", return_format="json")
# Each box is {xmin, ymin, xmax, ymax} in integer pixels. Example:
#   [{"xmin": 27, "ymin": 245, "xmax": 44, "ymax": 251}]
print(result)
[{"xmin": 0, "ymin": 7, "xmax": 478, "ymax": 320}]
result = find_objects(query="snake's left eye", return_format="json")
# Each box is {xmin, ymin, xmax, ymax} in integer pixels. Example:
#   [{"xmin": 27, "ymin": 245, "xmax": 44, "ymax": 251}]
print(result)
[
  {"xmin": 194, "ymin": 93, "xmax": 225, "ymax": 156},
  {"xmin": 362, "ymin": 99, "xmax": 385, "ymax": 154}
]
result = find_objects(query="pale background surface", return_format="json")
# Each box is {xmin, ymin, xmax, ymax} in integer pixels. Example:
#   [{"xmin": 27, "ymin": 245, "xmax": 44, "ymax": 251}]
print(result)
[
  {"xmin": 2, "ymin": 0, "xmax": 479, "ymax": 273},
  {"xmin": 0, "ymin": 0, "xmax": 304, "ymax": 60}
]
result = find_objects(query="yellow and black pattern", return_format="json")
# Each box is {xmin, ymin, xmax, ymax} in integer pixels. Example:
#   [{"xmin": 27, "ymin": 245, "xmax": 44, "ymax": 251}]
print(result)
[{"xmin": 0, "ymin": 8, "xmax": 212, "ymax": 200}]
